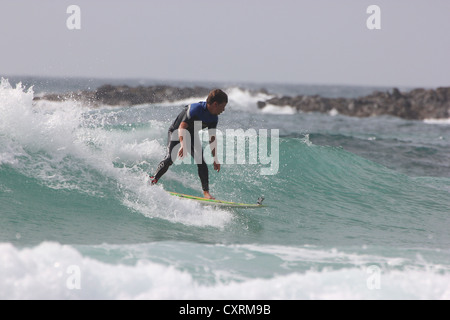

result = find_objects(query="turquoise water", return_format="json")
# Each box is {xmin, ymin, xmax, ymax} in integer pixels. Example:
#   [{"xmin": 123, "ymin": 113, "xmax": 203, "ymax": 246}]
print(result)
[{"xmin": 1, "ymin": 78, "xmax": 449, "ymax": 299}]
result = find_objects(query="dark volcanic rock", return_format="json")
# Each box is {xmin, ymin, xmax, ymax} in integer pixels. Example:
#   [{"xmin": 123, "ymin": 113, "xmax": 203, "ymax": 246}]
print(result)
[
  {"xmin": 261, "ymin": 87, "xmax": 450, "ymax": 120},
  {"xmin": 34, "ymin": 84, "xmax": 450, "ymax": 120},
  {"xmin": 34, "ymin": 84, "xmax": 212, "ymax": 107}
]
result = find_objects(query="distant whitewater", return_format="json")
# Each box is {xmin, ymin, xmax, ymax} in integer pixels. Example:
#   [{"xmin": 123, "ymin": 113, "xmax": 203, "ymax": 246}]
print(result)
[{"xmin": 1, "ymin": 78, "xmax": 449, "ymax": 299}]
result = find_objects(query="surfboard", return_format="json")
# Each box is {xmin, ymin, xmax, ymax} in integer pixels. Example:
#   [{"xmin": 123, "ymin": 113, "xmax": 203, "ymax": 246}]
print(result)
[{"xmin": 168, "ymin": 192, "xmax": 265, "ymax": 208}]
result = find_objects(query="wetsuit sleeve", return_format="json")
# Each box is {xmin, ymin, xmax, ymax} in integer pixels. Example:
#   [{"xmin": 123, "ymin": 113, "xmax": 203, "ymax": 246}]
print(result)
[{"xmin": 180, "ymin": 104, "xmax": 200, "ymax": 126}]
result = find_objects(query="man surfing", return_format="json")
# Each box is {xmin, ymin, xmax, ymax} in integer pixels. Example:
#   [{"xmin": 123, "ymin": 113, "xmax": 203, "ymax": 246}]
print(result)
[{"xmin": 149, "ymin": 89, "xmax": 228, "ymax": 199}]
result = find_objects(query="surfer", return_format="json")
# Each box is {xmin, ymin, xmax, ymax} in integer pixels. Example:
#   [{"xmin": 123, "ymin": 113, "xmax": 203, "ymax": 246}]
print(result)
[{"xmin": 149, "ymin": 89, "xmax": 228, "ymax": 199}]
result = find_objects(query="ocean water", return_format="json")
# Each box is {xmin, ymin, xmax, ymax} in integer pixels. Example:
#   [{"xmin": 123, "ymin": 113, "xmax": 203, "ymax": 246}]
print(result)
[{"xmin": 0, "ymin": 77, "xmax": 449, "ymax": 300}]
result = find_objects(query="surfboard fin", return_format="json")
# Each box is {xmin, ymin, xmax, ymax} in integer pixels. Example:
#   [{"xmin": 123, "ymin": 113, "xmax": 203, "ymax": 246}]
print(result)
[{"xmin": 257, "ymin": 196, "xmax": 265, "ymax": 205}]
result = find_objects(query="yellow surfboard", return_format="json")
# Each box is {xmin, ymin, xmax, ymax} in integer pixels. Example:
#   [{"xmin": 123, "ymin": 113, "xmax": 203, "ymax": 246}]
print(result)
[{"xmin": 169, "ymin": 192, "xmax": 265, "ymax": 208}]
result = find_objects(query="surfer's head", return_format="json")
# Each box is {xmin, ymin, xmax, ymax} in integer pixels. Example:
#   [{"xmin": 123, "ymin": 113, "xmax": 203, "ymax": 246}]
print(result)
[{"xmin": 206, "ymin": 89, "xmax": 228, "ymax": 115}]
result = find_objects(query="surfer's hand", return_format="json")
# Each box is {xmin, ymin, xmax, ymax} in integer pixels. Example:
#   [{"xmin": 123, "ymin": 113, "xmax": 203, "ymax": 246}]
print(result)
[
  {"xmin": 214, "ymin": 161, "xmax": 220, "ymax": 172},
  {"xmin": 178, "ymin": 146, "xmax": 184, "ymax": 159}
]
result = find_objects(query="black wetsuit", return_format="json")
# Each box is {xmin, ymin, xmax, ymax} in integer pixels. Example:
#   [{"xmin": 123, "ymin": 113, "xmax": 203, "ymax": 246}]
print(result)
[{"xmin": 153, "ymin": 102, "xmax": 218, "ymax": 191}]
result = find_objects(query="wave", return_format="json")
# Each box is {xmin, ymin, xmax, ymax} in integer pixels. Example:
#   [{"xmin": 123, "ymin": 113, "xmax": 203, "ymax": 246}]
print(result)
[
  {"xmin": 1, "ymin": 78, "xmax": 449, "ymax": 248},
  {"xmin": 1, "ymin": 242, "xmax": 449, "ymax": 299},
  {"xmin": 3, "ymin": 78, "xmax": 450, "ymax": 300},
  {"xmin": 0, "ymin": 78, "xmax": 233, "ymax": 229},
  {"xmin": 307, "ymin": 132, "xmax": 450, "ymax": 178}
]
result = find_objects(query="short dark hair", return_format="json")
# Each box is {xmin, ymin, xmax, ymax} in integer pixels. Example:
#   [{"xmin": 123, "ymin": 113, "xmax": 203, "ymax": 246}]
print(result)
[{"xmin": 206, "ymin": 89, "xmax": 228, "ymax": 105}]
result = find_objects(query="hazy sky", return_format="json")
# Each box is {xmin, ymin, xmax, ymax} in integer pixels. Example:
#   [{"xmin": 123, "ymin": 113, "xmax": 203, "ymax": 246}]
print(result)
[{"xmin": 1, "ymin": 0, "xmax": 449, "ymax": 87}]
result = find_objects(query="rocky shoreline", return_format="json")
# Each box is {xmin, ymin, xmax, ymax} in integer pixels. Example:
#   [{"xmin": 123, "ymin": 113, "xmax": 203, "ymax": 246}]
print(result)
[
  {"xmin": 33, "ymin": 84, "xmax": 450, "ymax": 120},
  {"xmin": 259, "ymin": 87, "xmax": 450, "ymax": 120},
  {"xmin": 33, "ymin": 84, "xmax": 212, "ymax": 107}
]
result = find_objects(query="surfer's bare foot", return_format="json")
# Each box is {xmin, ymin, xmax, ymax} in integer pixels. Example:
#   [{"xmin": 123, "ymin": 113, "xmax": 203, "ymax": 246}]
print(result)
[
  {"xmin": 149, "ymin": 175, "xmax": 158, "ymax": 186},
  {"xmin": 203, "ymin": 191, "xmax": 215, "ymax": 199}
]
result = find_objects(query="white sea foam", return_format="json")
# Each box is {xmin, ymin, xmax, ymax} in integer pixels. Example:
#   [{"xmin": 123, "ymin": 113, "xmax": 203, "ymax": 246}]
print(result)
[
  {"xmin": 260, "ymin": 103, "xmax": 297, "ymax": 115},
  {"xmin": 424, "ymin": 118, "xmax": 450, "ymax": 125},
  {"xmin": 1, "ymin": 242, "xmax": 449, "ymax": 300},
  {"xmin": 226, "ymin": 87, "xmax": 274, "ymax": 113}
]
